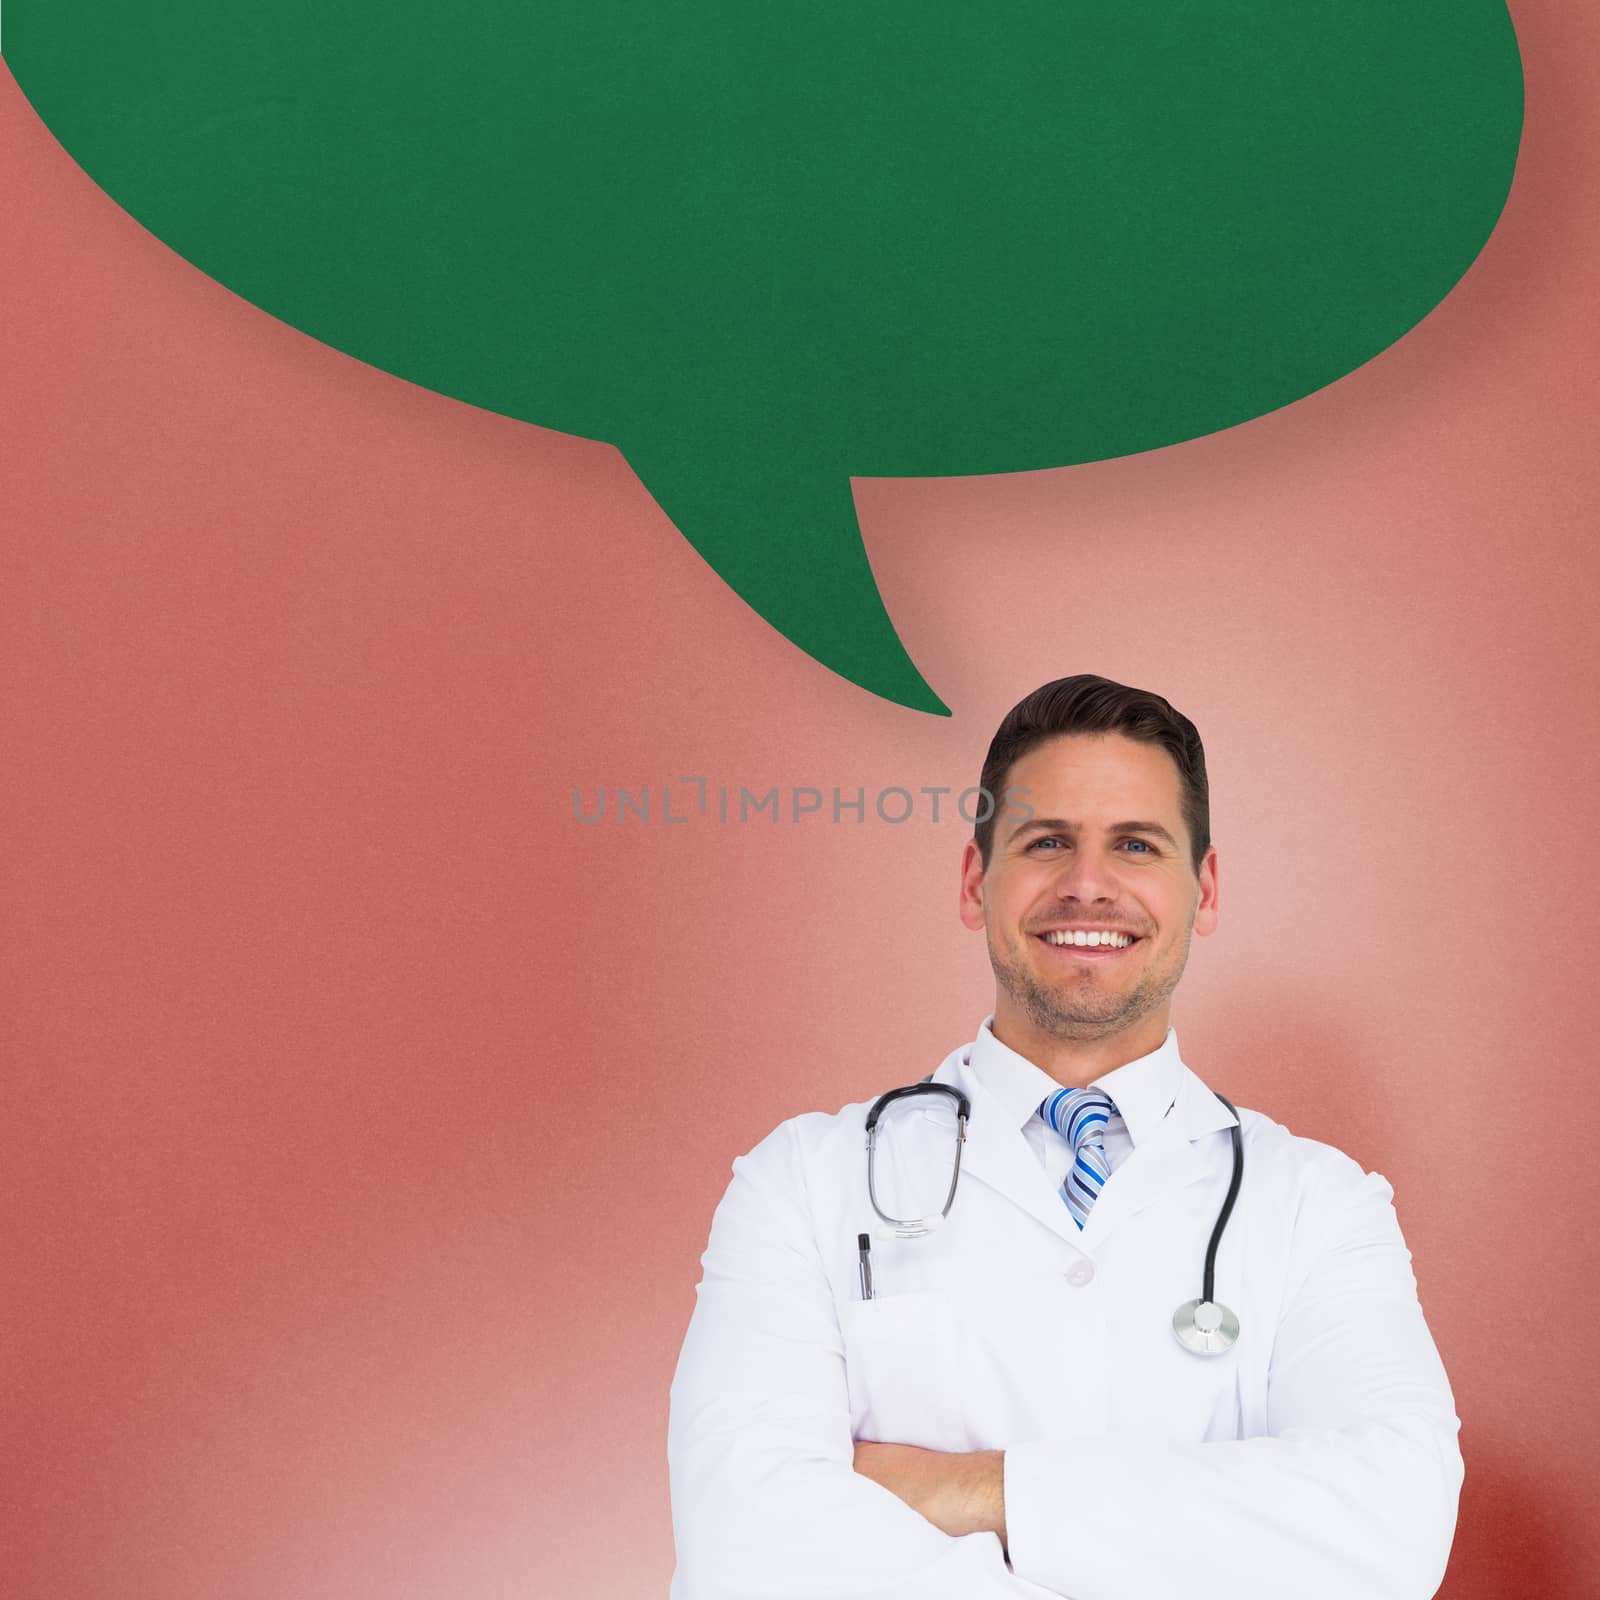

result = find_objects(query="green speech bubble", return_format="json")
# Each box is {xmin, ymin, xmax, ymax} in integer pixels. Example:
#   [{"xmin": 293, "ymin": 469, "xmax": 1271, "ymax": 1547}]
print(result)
[{"xmin": 6, "ymin": 4, "xmax": 1523, "ymax": 713}]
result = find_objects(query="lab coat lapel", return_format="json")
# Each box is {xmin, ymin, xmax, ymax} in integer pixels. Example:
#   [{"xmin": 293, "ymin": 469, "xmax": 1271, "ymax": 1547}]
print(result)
[
  {"xmin": 1077, "ymin": 1064, "xmax": 1238, "ymax": 1252},
  {"xmin": 924, "ymin": 1056, "xmax": 1085, "ymax": 1249},
  {"xmin": 1075, "ymin": 1126, "xmax": 1207, "ymax": 1252}
]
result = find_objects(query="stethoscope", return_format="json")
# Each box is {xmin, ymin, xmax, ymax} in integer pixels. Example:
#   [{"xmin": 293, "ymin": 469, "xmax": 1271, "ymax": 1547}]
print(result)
[{"xmin": 863, "ymin": 1079, "xmax": 1244, "ymax": 1356}]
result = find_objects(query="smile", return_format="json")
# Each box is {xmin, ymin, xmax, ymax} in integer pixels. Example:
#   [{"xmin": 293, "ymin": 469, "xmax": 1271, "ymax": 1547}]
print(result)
[{"xmin": 1033, "ymin": 928, "xmax": 1142, "ymax": 959}]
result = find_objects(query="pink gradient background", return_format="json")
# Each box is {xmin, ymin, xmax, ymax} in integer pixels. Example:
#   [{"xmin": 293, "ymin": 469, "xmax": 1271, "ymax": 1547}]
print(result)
[{"xmin": 2, "ymin": 3, "xmax": 1597, "ymax": 1593}]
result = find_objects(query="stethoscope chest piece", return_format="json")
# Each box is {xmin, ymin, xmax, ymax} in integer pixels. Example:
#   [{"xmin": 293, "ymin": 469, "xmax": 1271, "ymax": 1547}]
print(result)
[{"xmin": 1172, "ymin": 1297, "xmax": 1240, "ymax": 1355}]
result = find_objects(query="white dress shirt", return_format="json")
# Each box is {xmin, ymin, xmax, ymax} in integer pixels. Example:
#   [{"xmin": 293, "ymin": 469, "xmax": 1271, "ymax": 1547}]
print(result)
[
  {"xmin": 968, "ymin": 1012, "xmax": 1142, "ymax": 1185},
  {"xmin": 668, "ymin": 1020, "xmax": 1463, "ymax": 1600}
]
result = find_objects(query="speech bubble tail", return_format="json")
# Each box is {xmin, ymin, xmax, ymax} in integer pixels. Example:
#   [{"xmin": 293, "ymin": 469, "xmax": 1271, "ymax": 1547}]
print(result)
[{"xmin": 624, "ymin": 448, "xmax": 950, "ymax": 717}]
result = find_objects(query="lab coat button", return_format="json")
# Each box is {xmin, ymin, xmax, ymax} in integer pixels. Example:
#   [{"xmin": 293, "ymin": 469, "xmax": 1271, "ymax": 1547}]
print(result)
[{"xmin": 1065, "ymin": 1259, "xmax": 1095, "ymax": 1287}]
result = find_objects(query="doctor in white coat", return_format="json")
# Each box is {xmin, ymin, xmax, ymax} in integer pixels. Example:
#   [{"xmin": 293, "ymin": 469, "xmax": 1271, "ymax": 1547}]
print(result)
[{"xmin": 668, "ymin": 674, "xmax": 1463, "ymax": 1600}]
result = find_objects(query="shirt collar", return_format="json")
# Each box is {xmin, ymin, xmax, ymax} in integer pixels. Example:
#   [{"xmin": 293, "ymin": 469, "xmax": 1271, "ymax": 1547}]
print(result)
[{"xmin": 964, "ymin": 1013, "xmax": 1189, "ymax": 1148}]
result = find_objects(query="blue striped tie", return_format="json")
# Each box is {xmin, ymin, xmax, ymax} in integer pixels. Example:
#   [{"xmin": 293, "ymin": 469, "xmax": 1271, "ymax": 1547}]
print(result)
[{"xmin": 1038, "ymin": 1087, "xmax": 1117, "ymax": 1229}]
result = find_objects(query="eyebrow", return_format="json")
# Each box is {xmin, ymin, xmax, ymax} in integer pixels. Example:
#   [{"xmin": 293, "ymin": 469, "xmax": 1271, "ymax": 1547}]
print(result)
[{"xmin": 1008, "ymin": 817, "xmax": 1181, "ymax": 851}]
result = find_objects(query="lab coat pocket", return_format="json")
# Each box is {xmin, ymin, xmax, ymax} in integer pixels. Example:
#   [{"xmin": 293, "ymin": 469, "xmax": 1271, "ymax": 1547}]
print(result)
[{"xmin": 838, "ymin": 1291, "xmax": 966, "ymax": 1452}]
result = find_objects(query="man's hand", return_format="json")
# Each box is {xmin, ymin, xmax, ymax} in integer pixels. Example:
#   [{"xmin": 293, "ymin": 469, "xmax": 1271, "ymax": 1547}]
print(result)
[{"xmin": 852, "ymin": 1441, "xmax": 1008, "ymax": 1550}]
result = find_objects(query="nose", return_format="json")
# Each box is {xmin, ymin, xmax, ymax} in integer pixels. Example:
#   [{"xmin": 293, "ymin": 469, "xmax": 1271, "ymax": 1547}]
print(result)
[{"xmin": 1050, "ymin": 844, "xmax": 1118, "ymax": 905}]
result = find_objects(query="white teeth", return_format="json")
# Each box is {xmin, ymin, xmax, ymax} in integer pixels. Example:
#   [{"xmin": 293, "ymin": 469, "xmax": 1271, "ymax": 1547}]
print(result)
[
  {"xmin": 1043, "ymin": 930, "xmax": 1131, "ymax": 947},
  {"xmin": 1086, "ymin": 932, "xmax": 1102, "ymax": 946}
]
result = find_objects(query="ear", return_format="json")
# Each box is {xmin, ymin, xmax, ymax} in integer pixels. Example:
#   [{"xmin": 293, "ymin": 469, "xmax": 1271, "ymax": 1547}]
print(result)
[
  {"xmin": 958, "ymin": 838, "xmax": 987, "ymax": 932},
  {"xmin": 1193, "ymin": 845, "xmax": 1220, "ymax": 937}
]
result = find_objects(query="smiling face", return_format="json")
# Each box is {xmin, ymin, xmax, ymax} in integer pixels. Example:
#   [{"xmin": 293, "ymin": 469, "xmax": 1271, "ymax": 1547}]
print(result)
[{"xmin": 959, "ymin": 732, "xmax": 1219, "ymax": 1078}]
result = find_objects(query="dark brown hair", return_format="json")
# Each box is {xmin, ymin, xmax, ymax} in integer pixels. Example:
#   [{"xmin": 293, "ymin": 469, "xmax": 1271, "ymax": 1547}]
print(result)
[{"xmin": 974, "ymin": 675, "xmax": 1210, "ymax": 872}]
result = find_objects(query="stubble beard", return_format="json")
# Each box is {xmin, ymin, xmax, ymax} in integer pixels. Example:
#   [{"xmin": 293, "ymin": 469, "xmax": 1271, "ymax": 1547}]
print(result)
[{"xmin": 989, "ymin": 924, "xmax": 1193, "ymax": 1044}]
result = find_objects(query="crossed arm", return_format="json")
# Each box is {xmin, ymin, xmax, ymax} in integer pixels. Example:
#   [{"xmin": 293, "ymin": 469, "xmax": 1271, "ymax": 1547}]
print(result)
[
  {"xmin": 852, "ymin": 1442, "xmax": 1007, "ymax": 1549},
  {"xmin": 668, "ymin": 1120, "xmax": 1463, "ymax": 1600}
]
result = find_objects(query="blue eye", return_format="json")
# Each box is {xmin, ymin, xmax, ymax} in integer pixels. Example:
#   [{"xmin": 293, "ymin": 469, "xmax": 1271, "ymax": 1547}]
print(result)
[{"xmin": 1026, "ymin": 835, "xmax": 1157, "ymax": 855}]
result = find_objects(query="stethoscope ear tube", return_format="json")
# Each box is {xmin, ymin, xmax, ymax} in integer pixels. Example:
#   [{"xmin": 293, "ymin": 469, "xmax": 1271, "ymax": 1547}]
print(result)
[
  {"xmin": 865, "ymin": 1081, "xmax": 970, "ymax": 1236},
  {"xmin": 865, "ymin": 1081, "xmax": 971, "ymax": 1134}
]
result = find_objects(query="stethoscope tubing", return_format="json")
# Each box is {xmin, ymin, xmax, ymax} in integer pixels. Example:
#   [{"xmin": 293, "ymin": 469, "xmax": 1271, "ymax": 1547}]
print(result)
[{"xmin": 1202, "ymin": 1094, "xmax": 1244, "ymax": 1307}]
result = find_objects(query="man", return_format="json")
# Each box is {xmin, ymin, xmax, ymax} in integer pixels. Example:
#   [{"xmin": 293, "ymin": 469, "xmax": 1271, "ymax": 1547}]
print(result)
[{"xmin": 668, "ymin": 675, "xmax": 1462, "ymax": 1600}]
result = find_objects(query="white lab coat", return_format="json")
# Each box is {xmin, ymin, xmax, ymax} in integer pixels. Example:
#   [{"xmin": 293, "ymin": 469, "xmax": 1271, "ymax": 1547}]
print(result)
[{"xmin": 668, "ymin": 1027, "xmax": 1463, "ymax": 1600}]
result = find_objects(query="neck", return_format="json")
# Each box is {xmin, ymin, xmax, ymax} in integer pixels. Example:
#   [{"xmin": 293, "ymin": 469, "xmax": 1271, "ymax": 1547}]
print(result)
[{"xmin": 988, "ymin": 1000, "xmax": 1172, "ymax": 1086}]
